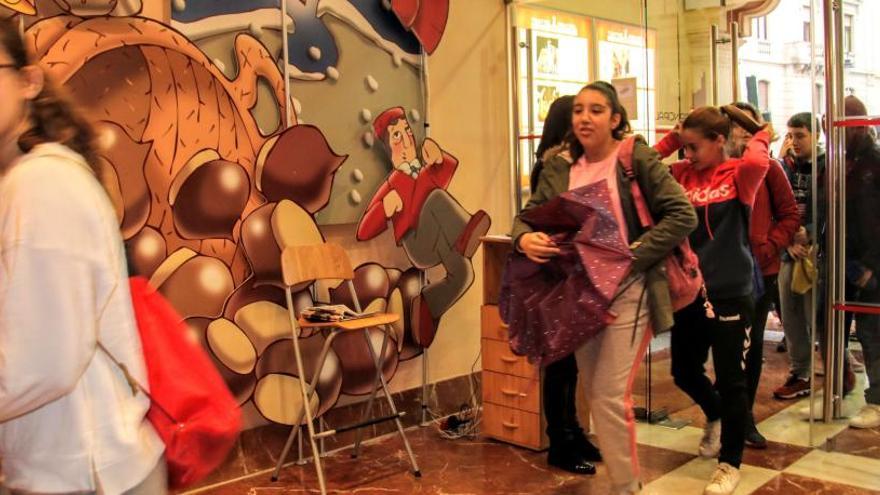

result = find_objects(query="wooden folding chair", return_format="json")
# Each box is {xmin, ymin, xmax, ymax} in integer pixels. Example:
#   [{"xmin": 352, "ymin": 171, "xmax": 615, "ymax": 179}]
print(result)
[{"xmin": 270, "ymin": 243, "xmax": 421, "ymax": 493}]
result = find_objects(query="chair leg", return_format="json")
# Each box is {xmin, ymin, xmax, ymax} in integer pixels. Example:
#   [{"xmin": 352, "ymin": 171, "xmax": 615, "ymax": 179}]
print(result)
[
  {"xmin": 281, "ymin": 290, "xmax": 328, "ymax": 494},
  {"xmin": 365, "ymin": 325, "xmax": 422, "ymax": 476},
  {"xmin": 272, "ymin": 424, "xmax": 301, "ymax": 481},
  {"xmin": 275, "ymin": 330, "xmax": 338, "ymax": 478},
  {"xmin": 351, "ymin": 327, "xmax": 390, "ymax": 458}
]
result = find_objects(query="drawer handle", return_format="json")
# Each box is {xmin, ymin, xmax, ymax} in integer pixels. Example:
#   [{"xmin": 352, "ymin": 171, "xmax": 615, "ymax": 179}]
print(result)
[
  {"xmin": 501, "ymin": 388, "xmax": 526, "ymax": 398},
  {"xmin": 502, "ymin": 421, "xmax": 520, "ymax": 429},
  {"xmin": 500, "ymin": 356, "xmax": 519, "ymax": 364}
]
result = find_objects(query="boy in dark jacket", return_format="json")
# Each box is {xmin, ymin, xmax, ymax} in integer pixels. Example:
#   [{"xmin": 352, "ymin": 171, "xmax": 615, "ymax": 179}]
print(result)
[{"xmin": 773, "ymin": 112, "xmax": 827, "ymax": 401}]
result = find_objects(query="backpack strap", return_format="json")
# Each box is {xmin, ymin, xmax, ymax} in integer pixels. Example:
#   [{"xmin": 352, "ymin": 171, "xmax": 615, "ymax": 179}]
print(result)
[{"xmin": 619, "ymin": 136, "xmax": 653, "ymax": 229}]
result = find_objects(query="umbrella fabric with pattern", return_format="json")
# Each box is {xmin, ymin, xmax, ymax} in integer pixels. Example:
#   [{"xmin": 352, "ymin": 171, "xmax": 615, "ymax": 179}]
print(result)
[{"xmin": 500, "ymin": 180, "xmax": 633, "ymax": 365}]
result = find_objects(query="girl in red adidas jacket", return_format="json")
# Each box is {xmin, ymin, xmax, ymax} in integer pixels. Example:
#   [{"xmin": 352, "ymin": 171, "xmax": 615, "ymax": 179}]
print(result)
[{"xmin": 658, "ymin": 106, "xmax": 770, "ymax": 495}]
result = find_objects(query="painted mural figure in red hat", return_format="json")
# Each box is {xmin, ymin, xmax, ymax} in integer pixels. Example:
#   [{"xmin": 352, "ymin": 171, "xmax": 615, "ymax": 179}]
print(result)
[{"xmin": 357, "ymin": 106, "xmax": 490, "ymax": 346}]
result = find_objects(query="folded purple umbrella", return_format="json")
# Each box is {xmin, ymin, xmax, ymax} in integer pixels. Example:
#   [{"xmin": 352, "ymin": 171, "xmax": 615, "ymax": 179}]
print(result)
[{"xmin": 500, "ymin": 180, "xmax": 633, "ymax": 365}]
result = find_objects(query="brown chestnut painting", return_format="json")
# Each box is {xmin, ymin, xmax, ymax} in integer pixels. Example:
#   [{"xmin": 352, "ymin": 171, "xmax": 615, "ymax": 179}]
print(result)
[{"xmin": 10, "ymin": 0, "xmax": 478, "ymax": 429}]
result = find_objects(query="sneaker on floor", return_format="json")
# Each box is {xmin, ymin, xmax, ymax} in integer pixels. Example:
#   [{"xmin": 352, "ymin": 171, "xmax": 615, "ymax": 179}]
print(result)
[
  {"xmin": 704, "ymin": 462, "xmax": 741, "ymax": 495},
  {"xmin": 744, "ymin": 415, "xmax": 768, "ymax": 449},
  {"xmin": 849, "ymin": 404, "xmax": 880, "ymax": 429},
  {"xmin": 699, "ymin": 419, "xmax": 721, "ymax": 458},
  {"xmin": 773, "ymin": 374, "xmax": 811, "ymax": 400}
]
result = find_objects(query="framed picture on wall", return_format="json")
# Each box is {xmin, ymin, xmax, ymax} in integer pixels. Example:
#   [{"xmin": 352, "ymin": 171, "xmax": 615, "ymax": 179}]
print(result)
[
  {"xmin": 594, "ymin": 19, "xmax": 657, "ymax": 139},
  {"xmin": 532, "ymin": 80, "xmax": 585, "ymax": 129},
  {"xmin": 531, "ymin": 30, "xmax": 589, "ymax": 83},
  {"xmin": 612, "ymin": 77, "xmax": 639, "ymax": 120}
]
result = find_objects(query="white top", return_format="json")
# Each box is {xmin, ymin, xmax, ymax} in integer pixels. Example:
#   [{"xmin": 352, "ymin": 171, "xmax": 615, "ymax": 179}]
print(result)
[{"xmin": 0, "ymin": 144, "xmax": 163, "ymax": 493}]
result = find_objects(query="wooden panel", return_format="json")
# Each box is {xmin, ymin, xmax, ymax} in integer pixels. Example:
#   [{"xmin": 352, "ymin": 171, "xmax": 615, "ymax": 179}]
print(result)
[
  {"xmin": 481, "ymin": 305, "xmax": 509, "ymax": 342},
  {"xmin": 481, "ymin": 339, "xmax": 539, "ymax": 380},
  {"xmin": 281, "ymin": 243, "xmax": 354, "ymax": 287},
  {"xmin": 298, "ymin": 313, "xmax": 399, "ymax": 330},
  {"xmin": 482, "ymin": 402, "xmax": 545, "ymax": 450},
  {"xmin": 482, "ymin": 370, "xmax": 540, "ymax": 413},
  {"xmin": 481, "ymin": 237, "xmax": 512, "ymax": 305}
]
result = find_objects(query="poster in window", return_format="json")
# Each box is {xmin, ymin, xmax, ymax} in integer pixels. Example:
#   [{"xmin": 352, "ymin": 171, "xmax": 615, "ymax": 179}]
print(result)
[
  {"xmin": 533, "ymin": 81, "xmax": 585, "ymax": 128},
  {"xmin": 536, "ymin": 83, "xmax": 561, "ymax": 123},
  {"xmin": 595, "ymin": 20, "xmax": 656, "ymax": 135},
  {"xmin": 532, "ymin": 31, "xmax": 589, "ymax": 83},
  {"xmin": 612, "ymin": 77, "xmax": 639, "ymax": 120},
  {"xmin": 535, "ymin": 35, "xmax": 560, "ymax": 76}
]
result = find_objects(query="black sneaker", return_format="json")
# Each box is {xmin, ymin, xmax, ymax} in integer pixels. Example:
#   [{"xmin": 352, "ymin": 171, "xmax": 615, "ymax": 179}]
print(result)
[{"xmin": 744, "ymin": 413, "xmax": 768, "ymax": 449}]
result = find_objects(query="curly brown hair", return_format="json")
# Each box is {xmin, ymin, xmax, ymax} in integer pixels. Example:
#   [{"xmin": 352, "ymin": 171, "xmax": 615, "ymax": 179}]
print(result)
[{"xmin": 0, "ymin": 19, "xmax": 99, "ymax": 173}]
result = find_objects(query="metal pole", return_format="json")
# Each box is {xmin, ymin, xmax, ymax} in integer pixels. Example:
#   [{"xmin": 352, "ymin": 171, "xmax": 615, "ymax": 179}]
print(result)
[
  {"xmin": 281, "ymin": 0, "xmax": 293, "ymax": 128},
  {"xmin": 731, "ymin": 22, "xmax": 740, "ymax": 102},
  {"xmin": 524, "ymin": 28, "xmax": 536, "ymax": 207},
  {"xmin": 507, "ymin": 4, "xmax": 523, "ymax": 215},
  {"xmin": 831, "ymin": 0, "xmax": 847, "ymax": 421},
  {"xmin": 821, "ymin": 0, "xmax": 845, "ymax": 423},
  {"xmin": 421, "ymin": 348, "xmax": 429, "ymax": 426},
  {"xmin": 710, "ymin": 24, "xmax": 719, "ymax": 105},
  {"xmin": 808, "ymin": 0, "xmax": 819, "ymax": 444}
]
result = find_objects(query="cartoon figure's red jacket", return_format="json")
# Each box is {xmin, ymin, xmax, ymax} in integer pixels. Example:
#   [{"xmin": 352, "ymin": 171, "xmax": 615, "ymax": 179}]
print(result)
[{"xmin": 357, "ymin": 152, "xmax": 458, "ymax": 243}]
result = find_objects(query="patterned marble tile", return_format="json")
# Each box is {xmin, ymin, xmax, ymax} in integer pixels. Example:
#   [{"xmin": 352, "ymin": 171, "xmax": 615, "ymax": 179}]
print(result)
[
  {"xmin": 635, "ymin": 423, "xmax": 703, "ymax": 456},
  {"xmin": 752, "ymin": 473, "xmax": 880, "ymax": 495},
  {"xmin": 186, "ymin": 430, "xmax": 696, "ymax": 495},
  {"xmin": 741, "ymin": 440, "xmax": 813, "ymax": 471},
  {"xmin": 757, "ymin": 391, "xmax": 863, "ymax": 448},
  {"xmin": 181, "ymin": 373, "xmax": 478, "ymax": 493},
  {"xmin": 824, "ymin": 426, "xmax": 880, "ymax": 460},
  {"xmin": 784, "ymin": 449, "xmax": 880, "ymax": 492},
  {"xmin": 642, "ymin": 457, "xmax": 779, "ymax": 495}
]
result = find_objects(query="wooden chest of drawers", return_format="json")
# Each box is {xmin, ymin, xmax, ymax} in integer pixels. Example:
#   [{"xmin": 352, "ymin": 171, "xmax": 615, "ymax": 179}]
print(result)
[{"xmin": 479, "ymin": 237, "xmax": 548, "ymax": 450}]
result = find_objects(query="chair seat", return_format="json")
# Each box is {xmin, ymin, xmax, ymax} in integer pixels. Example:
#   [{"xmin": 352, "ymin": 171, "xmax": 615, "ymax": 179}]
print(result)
[{"xmin": 298, "ymin": 312, "xmax": 400, "ymax": 331}]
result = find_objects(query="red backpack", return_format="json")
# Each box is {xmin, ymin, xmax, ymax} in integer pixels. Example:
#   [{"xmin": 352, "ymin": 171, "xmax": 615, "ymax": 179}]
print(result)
[
  {"xmin": 618, "ymin": 137, "xmax": 710, "ymax": 315},
  {"xmin": 100, "ymin": 277, "xmax": 242, "ymax": 489}
]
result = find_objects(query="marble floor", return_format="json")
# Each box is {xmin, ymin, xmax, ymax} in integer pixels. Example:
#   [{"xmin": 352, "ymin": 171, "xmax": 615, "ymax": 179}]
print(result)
[{"xmin": 186, "ymin": 338, "xmax": 879, "ymax": 495}]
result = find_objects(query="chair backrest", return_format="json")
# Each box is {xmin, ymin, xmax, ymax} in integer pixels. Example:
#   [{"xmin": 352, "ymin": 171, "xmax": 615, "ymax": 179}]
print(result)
[{"xmin": 281, "ymin": 243, "xmax": 354, "ymax": 287}]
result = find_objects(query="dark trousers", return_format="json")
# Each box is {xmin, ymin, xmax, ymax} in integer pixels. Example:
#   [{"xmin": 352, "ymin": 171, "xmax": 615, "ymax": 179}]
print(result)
[
  {"xmin": 854, "ymin": 286, "xmax": 880, "ymax": 405},
  {"xmin": 671, "ymin": 296, "xmax": 754, "ymax": 468},
  {"xmin": 543, "ymin": 353, "xmax": 583, "ymax": 444},
  {"xmin": 747, "ymin": 274, "xmax": 779, "ymax": 408}
]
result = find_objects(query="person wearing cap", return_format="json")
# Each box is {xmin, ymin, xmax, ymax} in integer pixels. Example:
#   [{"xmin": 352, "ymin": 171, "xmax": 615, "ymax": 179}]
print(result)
[{"xmin": 357, "ymin": 107, "xmax": 490, "ymax": 344}]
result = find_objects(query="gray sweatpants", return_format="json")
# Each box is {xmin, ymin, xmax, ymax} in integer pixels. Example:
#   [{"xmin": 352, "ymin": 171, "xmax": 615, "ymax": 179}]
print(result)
[
  {"xmin": 778, "ymin": 260, "xmax": 814, "ymax": 380},
  {"xmin": 573, "ymin": 275, "xmax": 651, "ymax": 495}
]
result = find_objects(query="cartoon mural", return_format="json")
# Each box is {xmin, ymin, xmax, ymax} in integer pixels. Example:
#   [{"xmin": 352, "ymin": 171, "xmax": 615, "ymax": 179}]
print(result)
[
  {"xmin": 2, "ymin": 0, "xmax": 474, "ymax": 429},
  {"xmin": 357, "ymin": 107, "xmax": 490, "ymax": 347}
]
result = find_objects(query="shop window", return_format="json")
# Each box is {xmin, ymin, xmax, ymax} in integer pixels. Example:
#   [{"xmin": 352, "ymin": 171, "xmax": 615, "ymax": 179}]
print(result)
[
  {"xmin": 844, "ymin": 14, "xmax": 853, "ymax": 54},
  {"xmin": 803, "ymin": 7, "xmax": 811, "ymax": 42},
  {"xmin": 752, "ymin": 16, "xmax": 767, "ymax": 40},
  {"xmin": 758, "ymin": 80, "xmax": 769, "ymax": 111}
]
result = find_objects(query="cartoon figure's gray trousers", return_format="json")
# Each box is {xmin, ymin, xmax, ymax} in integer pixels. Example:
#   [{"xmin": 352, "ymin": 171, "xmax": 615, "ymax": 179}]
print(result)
[{"xmin": 401, "ymin": 189, "xmax": 475, "ymax": 318}]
